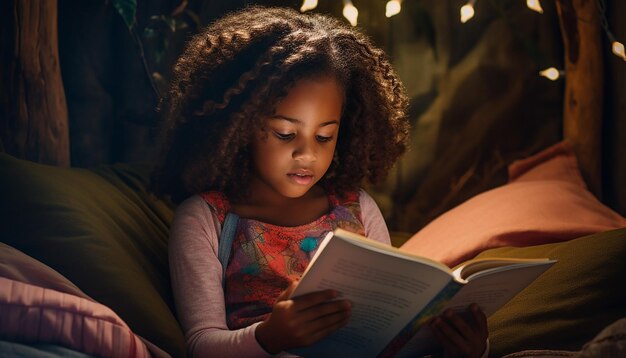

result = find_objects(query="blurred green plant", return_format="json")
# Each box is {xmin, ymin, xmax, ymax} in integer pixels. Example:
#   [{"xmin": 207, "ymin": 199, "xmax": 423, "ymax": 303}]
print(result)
[
  {"xmin": 112, "ymin": 0, "xmax": 137, "ymax": 29},
  {"xmin": 111, "ymin": 0, "xmax": 201, "ymax": 98},
  {"xmin": 143, "ymin": 10, "xmax": 200, "ymax": 65}
]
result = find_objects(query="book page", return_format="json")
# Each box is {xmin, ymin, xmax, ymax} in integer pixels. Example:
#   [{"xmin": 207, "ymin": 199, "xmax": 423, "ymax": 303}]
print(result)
[
  {"xmin": 446, "ymin": 260, "xmax": 556, "ymax": 316},
  {"xmin": 453, "ymin": 257, "xmax": 552, "ymax": 280},
  {"xmin": 395, "ymin": 259, "xmax": 557, "ymax": 357},
  {"xmin": 290, "ymin": 233, "xmax": 453, "ymax": 357}
]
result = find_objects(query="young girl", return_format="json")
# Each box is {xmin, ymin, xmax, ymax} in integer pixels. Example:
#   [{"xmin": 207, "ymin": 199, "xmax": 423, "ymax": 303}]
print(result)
[{"xmin": 153, "ymin": 6, "xmax": 488, "ymax": 357}]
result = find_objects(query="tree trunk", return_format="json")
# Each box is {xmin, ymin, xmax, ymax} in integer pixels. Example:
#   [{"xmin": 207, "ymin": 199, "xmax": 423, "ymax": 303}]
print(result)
[
  {"xmin": 555, "ymin": 0, "xmax": 603, "ymax": 197},
  {"xmin": 0, "ymin": 0, "xmax": 70, "ymax": 166}
]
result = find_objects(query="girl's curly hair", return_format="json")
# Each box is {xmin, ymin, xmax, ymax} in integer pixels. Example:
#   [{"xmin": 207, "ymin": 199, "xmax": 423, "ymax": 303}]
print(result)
[{"xmin": 152, "ymin": 6, "xmax": 409, "ymax": 203}]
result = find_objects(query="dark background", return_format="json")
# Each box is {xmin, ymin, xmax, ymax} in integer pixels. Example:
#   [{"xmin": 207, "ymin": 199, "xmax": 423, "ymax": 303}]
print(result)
[{"xmin": 2, "ymin": 0, "xmax": 624, "ymax": 234}]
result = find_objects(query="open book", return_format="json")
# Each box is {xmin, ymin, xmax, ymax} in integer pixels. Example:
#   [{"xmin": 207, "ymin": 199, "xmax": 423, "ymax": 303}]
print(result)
[{"xmin": 289, "ymin": 229, "xmax": 556, "ymax": 358}]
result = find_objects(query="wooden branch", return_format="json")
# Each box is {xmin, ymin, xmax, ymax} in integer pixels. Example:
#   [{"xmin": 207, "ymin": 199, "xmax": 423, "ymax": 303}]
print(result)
[
  {"xmin": 555, "ymin": 0, "xmax": 604, "ymax": 197},
  {"xmin": 0, "ymin": 0, "xmax": 70, "ymax": 166}
]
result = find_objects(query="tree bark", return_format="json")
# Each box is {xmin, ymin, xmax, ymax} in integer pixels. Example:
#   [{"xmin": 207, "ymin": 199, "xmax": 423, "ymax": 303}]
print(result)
[
  {"xmin": 555, "ymin": 0, "xmax": 603, "ymax": 197},
  {"xmin": 606, "ymin": 0, "xmax": 626, "ymax": 216},
  {"xmin": 0, "ymin": 0, "xmax": 70, "ymax": 166}
]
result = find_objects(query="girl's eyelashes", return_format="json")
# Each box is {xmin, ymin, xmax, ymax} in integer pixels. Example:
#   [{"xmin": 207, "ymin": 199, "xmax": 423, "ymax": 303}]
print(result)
[
  {"xmin": 272, "ymin": 131, "xmax": 295, "ymax": 141},
  {"xmin": 316, "ymin": 135, "xmax": 333, "ymax": 142},
  {"xmin": 271, "ymin": 130, "xmax": 334, "ymax": 143}
]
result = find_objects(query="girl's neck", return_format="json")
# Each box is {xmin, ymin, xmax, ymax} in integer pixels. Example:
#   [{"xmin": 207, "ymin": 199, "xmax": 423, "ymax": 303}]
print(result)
[{"xmin": 231, "ymin": 184, "xmax": 330, "ymax": 227}]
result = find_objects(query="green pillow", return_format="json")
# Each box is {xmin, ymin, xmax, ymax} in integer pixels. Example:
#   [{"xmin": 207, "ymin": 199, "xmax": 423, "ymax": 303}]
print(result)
[
  {"xmin": 0, "ymin": 153, "xmax": 185, "ymax": 357},
  {"xmin": 476, "ymin": 227, "xmax": 626, "ymax": 357}
]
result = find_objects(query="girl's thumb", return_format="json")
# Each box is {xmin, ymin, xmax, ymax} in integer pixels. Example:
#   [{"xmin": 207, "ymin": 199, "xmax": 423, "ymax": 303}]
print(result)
[{"xmin": 276, "ymin": 280, "xmax": 299, "ymax": 302}]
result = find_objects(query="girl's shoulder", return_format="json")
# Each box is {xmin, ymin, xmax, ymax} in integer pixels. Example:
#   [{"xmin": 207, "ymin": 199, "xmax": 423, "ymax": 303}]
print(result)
[
  {"xmin": 328, "ymin": 188, "xmax": 382, "ymax": 222},
  {"xmin": 326, "ymin": 186, "xmax": 365, "ymax": 208},
  {"xmin": 198, "ymin": 191, "xmax": 230, "ymax": 223}
]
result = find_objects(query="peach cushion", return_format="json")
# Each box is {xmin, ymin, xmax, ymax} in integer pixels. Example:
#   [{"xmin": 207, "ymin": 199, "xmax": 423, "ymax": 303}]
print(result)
[
  {"xmin": 0, "ymin": 243, "xmax": 151, "ymax": 358},
  {"xmin": 401, "ymin": 141, "xmax": 626, "ymax": 267}
]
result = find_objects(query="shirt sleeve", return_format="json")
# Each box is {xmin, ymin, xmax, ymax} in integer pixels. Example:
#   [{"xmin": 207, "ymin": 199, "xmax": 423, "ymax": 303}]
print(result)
[
  {"xmin": 168, "ymin": 196, "xmax": 271, "ymax": 358},
  {"xmin": 358, "ymin": 189, "xmax": 391, "ymax": 246}
]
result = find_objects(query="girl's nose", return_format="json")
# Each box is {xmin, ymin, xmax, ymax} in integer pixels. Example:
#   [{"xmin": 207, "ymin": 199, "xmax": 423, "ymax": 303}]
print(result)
[{"xmin": 293, "ymin": 139, "xmax": 317, "ymax": 162}]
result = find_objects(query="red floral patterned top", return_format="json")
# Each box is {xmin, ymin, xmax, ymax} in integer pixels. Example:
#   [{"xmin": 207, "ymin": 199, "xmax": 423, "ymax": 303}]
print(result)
[{"xmin": 200, "ymin": 190, "xmax": 365, "ymax": 329}]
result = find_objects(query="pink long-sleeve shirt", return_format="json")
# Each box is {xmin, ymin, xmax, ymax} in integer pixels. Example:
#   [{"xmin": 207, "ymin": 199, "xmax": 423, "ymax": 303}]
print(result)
[{"xmin": 168, "ymin": 190, "xmax": 390, "ymax": 357}]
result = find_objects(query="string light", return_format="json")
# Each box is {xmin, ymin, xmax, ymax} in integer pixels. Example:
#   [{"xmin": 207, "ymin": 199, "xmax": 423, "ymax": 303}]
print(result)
[
  {"xmin": 386, "ymin": 0, "xmax": 402, "ymax": 18},
  {"xmin": 460, "ymin": 0, "xmax": 477, "ymax": 23},
  {"xmin": 609, "ymin": 34, "xmax": 626, "ymax": 61},
  {"xmin": 526, "ymin": 0, "xmax": 544, "ymax": 14},
  {"xmin": 343, "ymin": 0, "xmax": 358, "ymax": 26},
  {"xmin": 598, "ymin": 0, "xmax": 625, "ymax": 61},
  {"xmin": 539, "ymin": 67, "xmax": 564, "ymax": 81},
  {"xmin": 339, "ymin": 0, "xmax": 624, "ymax": 64},
  {"xmin": 300, "ymin": 0, "xmax": 318, "ymax": 12}
]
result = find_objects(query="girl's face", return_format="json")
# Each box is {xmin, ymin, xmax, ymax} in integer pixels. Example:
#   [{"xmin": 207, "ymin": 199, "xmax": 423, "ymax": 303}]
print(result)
[{"xmin": 250, "ymin": 75, "xmax": 343, "ymax": 201}]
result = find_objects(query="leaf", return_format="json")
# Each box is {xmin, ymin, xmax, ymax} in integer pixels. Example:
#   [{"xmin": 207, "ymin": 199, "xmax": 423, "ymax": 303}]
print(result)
[
  {"xmin": 176, "ymin": 20, "xmax": 189, "ymax": 31},
  {"xmin": 155, "ymin": 37, "xmax": 167, "ymax": 64},
  {"xmin": 143, "ymin": 27, "xmax": 157, "ymax": 39},
  {"xmin": 112, "ymin": 0, "xmax": 137, "ymax": 29},
  {"xmin": 164, "ymin": 17, "xmax": 176, "ymax": 33}
]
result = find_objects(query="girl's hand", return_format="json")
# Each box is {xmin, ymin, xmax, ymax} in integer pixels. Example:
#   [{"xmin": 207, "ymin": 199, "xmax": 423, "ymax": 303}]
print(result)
[
  {"xmin": 429, "ymin": 304, "xmax": 488, "ymax": 358},
  {"xmin": 255, "ymin": 281, "xmax": 352, "ymax": 354}
]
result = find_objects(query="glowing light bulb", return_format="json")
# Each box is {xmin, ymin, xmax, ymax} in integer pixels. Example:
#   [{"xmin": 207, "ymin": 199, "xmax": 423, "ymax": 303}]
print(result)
[
  {"xmin": 539, "ymin": 67, "xmax": 562, "ymax": 81},
  {"xmin": 386, "ymin": 0, "xmax": 401, "ymax": 18},
  {"xmin": 612, "ymin": 40, "xmax": 626, "ymax": 61},
  {"xmin": 300, "ymin": 0, "xmax": 318, "ymax": 12},
  {"xmin": 526, "ymin": 0, "xmax": 544, "ymax": 14},
  {"xmin": 460, "ymin": 3, "xmax": 475, "ymax": 23},
  {"xmin": 343, "ymin": 2, "xmax": 358, "ymax": 26}
]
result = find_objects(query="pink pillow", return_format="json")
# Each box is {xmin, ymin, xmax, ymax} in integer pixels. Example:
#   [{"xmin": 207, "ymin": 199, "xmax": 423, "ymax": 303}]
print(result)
[
  {"xmin": 401, "ymin": 141, "xmax": 626, "ymax": 267},
  {"xmin": 0, "ymin": 243, "xmax": 152, "ymax": 358},
  {"xmin": 0, "ymin": 243, "xmax": 89, "ymax": 300},
  {"xmin": 0, "ymin": 277, "xmax": 151, "ymax": 357}
]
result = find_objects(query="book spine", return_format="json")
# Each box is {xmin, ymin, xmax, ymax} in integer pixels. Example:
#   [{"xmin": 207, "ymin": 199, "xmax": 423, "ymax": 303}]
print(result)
[{"xmin": 376, "ymin": 280, "xmax": 463, "ymax": 358}]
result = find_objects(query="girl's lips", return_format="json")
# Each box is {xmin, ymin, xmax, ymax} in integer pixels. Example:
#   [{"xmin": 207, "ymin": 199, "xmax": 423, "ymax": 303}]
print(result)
[{"xmin": 287, "ymin": 173, "xmax": 314, "ymax": 185}]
